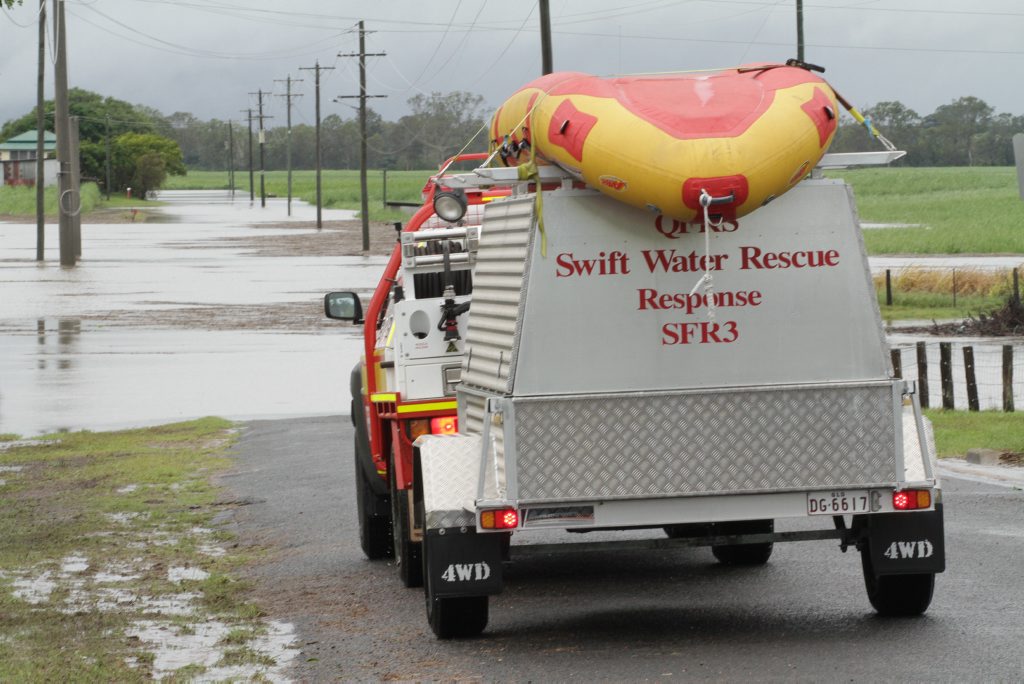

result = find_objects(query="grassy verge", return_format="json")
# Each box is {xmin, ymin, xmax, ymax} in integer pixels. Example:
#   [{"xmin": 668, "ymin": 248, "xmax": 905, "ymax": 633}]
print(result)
[
  {"xmin": 876, "ymin": 292, "xmax": 1004, "ymax": 322},
  {"xmin": 165, "ymin": 169, "xmax": 432, "ymax": 221},
  {"xmin": 830, "ymin": 167, "xmax": 1024, "ymax": 254},
  {"xmin": 924, "ymin": 409, "xmax": 1024, "ymax": 457},
  {"xmin": 0, "ymin": 419, "xmax": 292, "ymax": 681},
  {"xmin": 0, "ymin": 182, "xmax": 102, "ymax": 216}
]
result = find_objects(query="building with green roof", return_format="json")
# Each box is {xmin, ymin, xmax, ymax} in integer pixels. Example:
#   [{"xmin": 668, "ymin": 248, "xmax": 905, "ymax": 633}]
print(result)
[{"xmin": 0, "ymin": 130, "xmax": 58, "ymax": 187}]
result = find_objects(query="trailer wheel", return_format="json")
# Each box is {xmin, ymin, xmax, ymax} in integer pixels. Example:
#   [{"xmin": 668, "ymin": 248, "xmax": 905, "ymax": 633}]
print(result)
[
  {"xmin": 354, "ymin": 446, "xmax": 392, "ymax": 560},
  {"xmin": 421, "ymin": 535, "xmax": 489, "ymax": 639},
  {"xmin": 860, "ymin": 546, "xmax": 934, "ymax": 616},
  {"xmin": 390, "ymin": 451, "xmax": 423, "ymax": 587},
  {"xmin": 710, "ymin": 519, "xmax": 774, "ymax": 566}
]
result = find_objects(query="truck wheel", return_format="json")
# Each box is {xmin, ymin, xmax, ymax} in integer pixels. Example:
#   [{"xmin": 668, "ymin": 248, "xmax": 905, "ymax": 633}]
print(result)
[
  {"xmin": 422, "ymin": 535, "xmax": 489, "ymax": 639},
  {"xmin": 860, "ymin": 546, "xmax": 934, "ymax": 616},
  {"xmin": 390, "ymin": 451, "xmax": 423, "ymax": 587},
  {"xmin": 711, "ymin": 519, "xmax": 774, "ymax": 566},
  {"xmin": 355, "ymin": 447, "xmax": 392, "ymax": 560}
]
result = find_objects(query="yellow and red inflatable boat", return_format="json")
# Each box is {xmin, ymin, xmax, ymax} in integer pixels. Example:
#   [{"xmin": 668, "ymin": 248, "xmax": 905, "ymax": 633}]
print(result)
[{"xmin": 489, "ymin": 64, "xmax": 840, "ymax": 224}]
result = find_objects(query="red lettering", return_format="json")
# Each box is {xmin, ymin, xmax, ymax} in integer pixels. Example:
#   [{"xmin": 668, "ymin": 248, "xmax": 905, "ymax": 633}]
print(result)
[
  {"xmin": 740, "ymin": 246, "xmax": 841, "ymax": 270},
  {"xmin": 662, "ymin": 321, "xmax": 739, "ymax": 345}
]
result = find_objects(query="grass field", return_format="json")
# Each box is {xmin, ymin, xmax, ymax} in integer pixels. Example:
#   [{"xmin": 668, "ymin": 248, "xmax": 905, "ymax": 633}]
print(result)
[
  {"xmin": 164, "ymin": 169, "xmax": 431, "ymax": 222},
  {"xmin": 829, "ymin": 167, "xmax": 1024, "ymax": 254},
  {"xmin": 0, "ymin": 182, "xmax": 102, "ymax": 216},
  {"xmin": 924, "ymin": 409, "xmax": 1024, "ymax": 457},
  {"xmin": 0, "ymin": 420, "xmax": 289, "ymax": 681}
]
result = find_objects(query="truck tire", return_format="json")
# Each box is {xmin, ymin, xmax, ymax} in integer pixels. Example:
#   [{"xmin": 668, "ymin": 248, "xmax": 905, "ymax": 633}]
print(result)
[
  {"xmin": 390, "ymin": 450, "xmax": 423, "ymax": 588},
  {"xmin": 710, "ymin": 519, "xmax": 774, "ymax": 566},
  {"xmin": 355, "ymin": 446, "xmax": 392, "ymax": 560},
  {"xmin": 860, "ymin": 546, "xmax": 935, "ymax": 616}
]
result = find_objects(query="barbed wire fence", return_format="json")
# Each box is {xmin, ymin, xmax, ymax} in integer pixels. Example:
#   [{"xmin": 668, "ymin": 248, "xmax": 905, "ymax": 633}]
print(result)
[{"xmin": 890, "ymin": 341, "xmax": 1021, "ymax": 412}]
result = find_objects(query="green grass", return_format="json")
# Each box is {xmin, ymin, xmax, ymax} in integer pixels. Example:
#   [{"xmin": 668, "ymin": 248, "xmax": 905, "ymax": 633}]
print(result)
[
  {"xmin": 165, "ymin": 168, "xmax": 433, "ymax": 221},
  {"xmin": 876, "ymin": 291, "xmax": 1005, "ymax": 322},
  {"xmin": 924, "ymin": 409, "xmax": 1024, "ymax": 457},
  {"xmin": 0, "ymin": 182, "xmax": 102, "ymax": 216},
  {"xmin": 0, "ymin": 418, "xmax": 283, "ymax": 681},
  {"xmin": 829, "ymin": 167, "xmax": 1024, "ymax": 254}
]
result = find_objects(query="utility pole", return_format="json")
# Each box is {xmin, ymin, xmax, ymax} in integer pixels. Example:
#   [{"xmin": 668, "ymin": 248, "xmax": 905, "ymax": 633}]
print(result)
[
  {"xmin": 300, "ymin": 60, "xmax": 334, "ymax": 230},
  {"xmin": 227, "ymin": 120, "xmax": 235, "ymax": 198},
  {"xmin": 539, "ymin": 0, "xmax": 553, "ymax": 75},
  {"xmin": 275, "ymin": 75, "xmax": 303, "ymax": 217},
  {"xmin": 70, "ymin": 115, "xmax": 81, "ymax": 258},
  {"xmin": 35, "ymin": 0, "xmax": 46, "ymax": 262},
  {"xmin": 104, "ymin": 114, "xmax": 112, "ymax": 200},
  {"xmin": 248, "ymin": 89, "xmax": 273, "ymax": 208},
  {"xmin": 53, "ymin": 0, "xmax": 74, "ymax": 267},
  {"xmin": 241, "ymin": 108, "xmax": 254, "ymax": 202},
  {"xmin": 338, "ymin": 21, "xmax": 386, "ymax": 251},
  {"xmin": 796, "ymin": 0, "xmax": 805, "ymax": 61}
]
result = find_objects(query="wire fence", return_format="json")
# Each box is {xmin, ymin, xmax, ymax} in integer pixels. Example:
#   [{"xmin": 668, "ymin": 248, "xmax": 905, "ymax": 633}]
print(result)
[
  {"xmin": 877, "ymin": 266, "xmax": 1022, "ymax": 310},
  {"xmin": 890, "ymin": 341, "xmax": 1022, "ymax": 411}
]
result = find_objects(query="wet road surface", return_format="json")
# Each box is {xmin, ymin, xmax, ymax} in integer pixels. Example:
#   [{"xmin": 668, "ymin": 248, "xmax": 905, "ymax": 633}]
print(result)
[{"xmin": 225, "ymin": 416, "xmax": 1024, "ymax": 682}]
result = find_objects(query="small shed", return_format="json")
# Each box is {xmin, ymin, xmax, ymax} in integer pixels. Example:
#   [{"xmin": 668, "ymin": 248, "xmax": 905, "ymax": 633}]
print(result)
[{"xmin": 0, "ymin": 130, "xmax": 58, "ymax": 187}]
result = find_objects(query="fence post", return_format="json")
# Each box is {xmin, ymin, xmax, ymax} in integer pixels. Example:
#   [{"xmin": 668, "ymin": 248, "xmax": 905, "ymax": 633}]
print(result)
[
  {"xmin": 940, "ymin": 342, "xmax": 954, "ymax": 409},
  {"xmin": 1004, "ymin": 345, "xmax": 1016, "ymax": 412},
  {"xmin": 916, "ymin": 341, "xmax": 929, "ymax": 409},
  {"xmin": 885, "ymin": 269, "xmax": 893, "ymax": 306},
  {"xmin": 951, "ymin": 268, "xmax": 957, "ymax": 308},
  {"xmin": 890, "ymin": 348, "xmax": 902, "ymax": 378},
  {"xmin": 382, "ymin": 169, "xmax": 388, "ymax": 208},
  {"xmin": 1014, "ymin": 268, "xmax": 1021, "ymax": 307},
  {"xmin": 963, "ymin": 345, "xmax": 979, "ymax": 411}
]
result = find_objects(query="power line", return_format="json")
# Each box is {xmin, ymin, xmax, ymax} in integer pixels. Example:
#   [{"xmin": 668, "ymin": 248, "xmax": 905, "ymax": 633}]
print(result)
[
  {"xmin": 299, "ymin": 59, "xmax": 335, "ymax": 230},
  {"xmin": 274, "ymin": 75, "xmax": 303, "ymax": 217}
]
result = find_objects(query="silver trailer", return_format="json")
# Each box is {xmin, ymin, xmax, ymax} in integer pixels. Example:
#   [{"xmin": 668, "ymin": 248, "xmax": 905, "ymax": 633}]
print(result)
[{"xmin": 412, "ymin": 155, "xmax": 944, "ymax": 638}]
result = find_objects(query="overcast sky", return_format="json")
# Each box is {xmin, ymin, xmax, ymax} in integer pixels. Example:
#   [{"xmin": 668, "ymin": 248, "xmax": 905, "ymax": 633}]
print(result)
[{"xmin": 2, "ymin": 0, "xmax": 1024, "ymax": 136}]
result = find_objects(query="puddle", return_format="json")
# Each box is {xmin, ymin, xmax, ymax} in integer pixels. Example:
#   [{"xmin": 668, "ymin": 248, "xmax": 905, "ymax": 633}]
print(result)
[
  {"xmin": 168, "ymin": 567, "xmax": 210, "ymax": 583},
  {"xmin": 61, "ymin": 555, "xmax": 90, "ymax": 573},
  {"xmin": 0, "ymin": 191, "xmax": 384, "ymax": 435}
]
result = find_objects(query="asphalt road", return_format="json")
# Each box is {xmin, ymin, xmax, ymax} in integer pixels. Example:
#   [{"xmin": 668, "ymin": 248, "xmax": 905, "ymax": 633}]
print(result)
[{"xmin": 222, "ymin": 416, "xmax": 1024, "ymax": 681}]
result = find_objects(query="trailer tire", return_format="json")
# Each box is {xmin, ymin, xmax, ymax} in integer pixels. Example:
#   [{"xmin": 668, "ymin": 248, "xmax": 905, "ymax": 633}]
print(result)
[
  {"xmin": 390, "ymin": 450, "xmax": 423, "ymax": 588},
  {"xmin": 710, "ymin": 519, "xmax": 774, "ymax": 566},
  {"xmin": 860, "ymin": 547, "xmax": 935, "ymax": 616},
  {"xmin": 355, "ymin": 446, "xmax": 393, "ymax": 560}
]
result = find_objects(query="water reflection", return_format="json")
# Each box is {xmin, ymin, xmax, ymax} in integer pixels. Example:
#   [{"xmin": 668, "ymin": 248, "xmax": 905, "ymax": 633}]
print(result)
[{"xmin": 35, "ymin": 318, "xmax": 81, "ymax": 371}]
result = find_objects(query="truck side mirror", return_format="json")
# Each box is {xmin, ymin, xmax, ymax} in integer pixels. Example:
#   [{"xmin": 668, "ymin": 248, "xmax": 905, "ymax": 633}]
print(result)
[{"xmin": 324, "ymin": 291, "xmax": 364, "ymax": 323}]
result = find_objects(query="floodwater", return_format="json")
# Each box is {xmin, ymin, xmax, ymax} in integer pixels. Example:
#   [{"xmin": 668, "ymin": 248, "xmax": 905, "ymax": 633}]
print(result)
[
  {"xmin": 1, "ymin": 192, "xmax": 1021, "ymax": 435},
  {"xmin": 0, "ymin": 191, "xmax": 386, "ymax": 436}
]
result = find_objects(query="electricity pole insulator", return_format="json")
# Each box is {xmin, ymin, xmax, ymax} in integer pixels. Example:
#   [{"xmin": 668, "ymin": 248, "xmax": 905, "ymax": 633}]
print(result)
[{"xmin": 338, "ymin": 20, "xmax": 386, "ymax": 252}]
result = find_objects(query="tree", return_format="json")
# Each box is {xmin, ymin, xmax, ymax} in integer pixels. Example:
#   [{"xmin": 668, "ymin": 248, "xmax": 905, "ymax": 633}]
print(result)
[
  {"xmin": 924, "ymin": 96, "xmax": 994, "ymax": 165},
  {"xmin": 132, "ymin": 153, "xmax": 167, "ymax": 197},
  {"xmin": 1, "ymin": 0, "xmax": 22, "ymax": 8},
  {"xmin": 109, "ymin": 132, "xmax": 184, "ymax": 195}
]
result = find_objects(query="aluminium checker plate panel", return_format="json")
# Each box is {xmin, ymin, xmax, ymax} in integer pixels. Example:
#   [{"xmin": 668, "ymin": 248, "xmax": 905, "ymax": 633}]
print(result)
[{"xmin": 510, "ymin": 382, "xmax": 899, "ymax": 501}]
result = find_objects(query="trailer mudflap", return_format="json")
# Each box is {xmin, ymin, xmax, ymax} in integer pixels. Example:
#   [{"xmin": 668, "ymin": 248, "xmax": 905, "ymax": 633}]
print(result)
[
  {"xmin": 424, "ymin": 529, "xmax": 505, "ymax": 597},
  {"xmin": 862, "ymin": 503, "xmax": 945, "ymax": 575}
]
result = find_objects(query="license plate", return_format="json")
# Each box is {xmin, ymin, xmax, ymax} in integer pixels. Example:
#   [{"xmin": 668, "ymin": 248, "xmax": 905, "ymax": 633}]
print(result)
[{"xmin": 807, "ymin": 490, "xmax": 871, "ymax": 515}]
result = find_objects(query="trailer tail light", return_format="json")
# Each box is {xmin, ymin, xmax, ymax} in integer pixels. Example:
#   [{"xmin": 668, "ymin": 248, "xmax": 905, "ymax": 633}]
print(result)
[
  {"xmin": 480, "ymin": 508, "xmax": 519, "ymax": 530},
  {"xmin": 893, "ymin": 489, "xmax": 931, "ymax": 510},
  {"xmin": 430, "ymin": 416, "xmax": 458, "ymax": 435}
]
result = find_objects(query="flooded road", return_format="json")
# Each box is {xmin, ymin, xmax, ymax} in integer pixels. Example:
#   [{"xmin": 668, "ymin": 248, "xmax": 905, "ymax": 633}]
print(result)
[
  {"xmin": 1, "ymin": 191, "xmax": 1021, "ymax": 435},
  {"xmin": 0, "ymin": 192, "xmax": 385, "ymax": 435}
]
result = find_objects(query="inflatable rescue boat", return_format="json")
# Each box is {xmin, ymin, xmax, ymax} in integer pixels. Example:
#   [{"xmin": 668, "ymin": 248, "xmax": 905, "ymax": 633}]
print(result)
[{"xmin": 489, "ymin": 64, "xmax": 840, "ymax": 224}]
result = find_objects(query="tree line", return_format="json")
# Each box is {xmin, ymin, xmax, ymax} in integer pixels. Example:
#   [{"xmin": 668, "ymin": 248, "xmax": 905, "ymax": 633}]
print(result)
[
  {"xmin": 2, "ymin": 89, "xmax": 1021, "ymax": 190},
  {"xmin": 158, "ymin": 93, "xmax": 1024, "ymax": 171}
]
